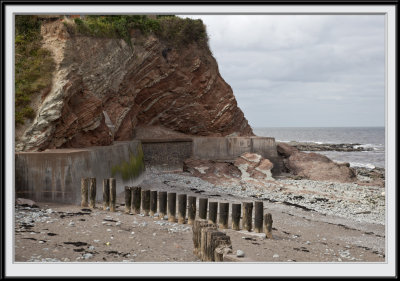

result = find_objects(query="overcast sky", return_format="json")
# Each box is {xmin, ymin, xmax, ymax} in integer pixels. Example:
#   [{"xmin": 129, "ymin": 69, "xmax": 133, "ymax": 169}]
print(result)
[{"xmin": 182, "ymin": 15, "xmax": 385, "ymax": 128}]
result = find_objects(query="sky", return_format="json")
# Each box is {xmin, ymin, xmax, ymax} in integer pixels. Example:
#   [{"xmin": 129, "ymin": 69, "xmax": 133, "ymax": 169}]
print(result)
[{"xmin": 181, "ymin": 15, "xmax": 385, "ymax": 128}]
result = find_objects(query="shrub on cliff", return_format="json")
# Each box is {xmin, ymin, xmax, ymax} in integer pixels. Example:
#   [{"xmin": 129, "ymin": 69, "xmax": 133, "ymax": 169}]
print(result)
[
  {"xmin": 15, "ymin": 15, "xmax": 55, "ymax": 126},
  {"xmin": 68, "ymin": 15, "xmax": 209, "ymax": 50}
]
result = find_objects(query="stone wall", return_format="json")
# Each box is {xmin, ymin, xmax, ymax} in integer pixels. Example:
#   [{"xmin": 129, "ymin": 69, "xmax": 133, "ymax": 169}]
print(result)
[
  {"xmin": 15, "ymin": 141, "xmax": 144, "ymax": 205},
  {"xmin": 140, "ymin": 138, "xmax": 193, "ymax": 171}
]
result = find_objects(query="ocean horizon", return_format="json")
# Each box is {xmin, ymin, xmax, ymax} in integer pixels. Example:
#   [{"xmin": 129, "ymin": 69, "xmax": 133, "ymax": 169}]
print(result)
[{"xmin": 253, "ymin": 126, "xmax": 385, "ymax": 169}]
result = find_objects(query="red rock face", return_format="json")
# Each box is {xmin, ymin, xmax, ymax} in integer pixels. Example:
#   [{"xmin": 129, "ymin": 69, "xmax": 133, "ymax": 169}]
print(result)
[
  {"xmin": 16, "ymin": 21, "xmax": 253, "ymax": 151},
  {"xmin": 287, "ymin": 151, "xmax": 356, "ymax": 183}
]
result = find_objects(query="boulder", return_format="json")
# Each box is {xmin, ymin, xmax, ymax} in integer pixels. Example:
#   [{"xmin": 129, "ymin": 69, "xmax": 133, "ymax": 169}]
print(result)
[
  {"xmin": 277, "ymin": 142, "xmax": 299, "ymax": 158},
  {"xmin": 287, "ymin": 151, "xmax": 356, "ymax": 182},
  {"xmin": 16, "ymin": 198, "xmax": 39, "ymax": 208},
  {"xmin": 234, "ymin": 153, "xmax": 274, "ymax": 181},
  {"xmin": 183, "ymin": 153, "xmax": 275, "ymax": 185}
]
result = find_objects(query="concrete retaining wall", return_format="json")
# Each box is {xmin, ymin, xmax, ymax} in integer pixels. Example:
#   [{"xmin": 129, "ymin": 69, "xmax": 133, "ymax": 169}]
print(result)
[
  {"xmin": 192, "ymin": 137, "xmax": 283, "ymax": 174},
  {"xmin": 140, "ymin": 138, "xmax": 193, "ymax": 171},
  {"xmin": 15, "ymin": 141, "xmax": 144, "ymax": 205}
]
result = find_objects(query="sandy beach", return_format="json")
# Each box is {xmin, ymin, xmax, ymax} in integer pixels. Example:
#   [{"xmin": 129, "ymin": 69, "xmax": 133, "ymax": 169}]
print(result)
[{"xmin": 14, "ymin": 168, "xmax": 385, "ymax": 263}]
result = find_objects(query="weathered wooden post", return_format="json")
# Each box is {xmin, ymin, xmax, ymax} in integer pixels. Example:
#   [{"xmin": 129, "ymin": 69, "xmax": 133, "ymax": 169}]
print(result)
[
  {"xmin": 178, "ymin": 194, "xmax": 187, "ymax": 224},
  {"xmin": 131, "ymin": 186, "xmax": 141, "ymax": 215},
  {"xmin": 88, "ymin": 178, "xmax": 96, "ymax": 208},
  {"xmin": 192, "ymin": 219, "xmax": 215, "ymax": 256},
  {"xmin": 102, "ymin": 178, "xmax": 110, "ymax": 210},
  {"xmin": 264, "ymin": 213, "xmax": 273, "ymax": 239},
  {"xmin": 150, "ymin": 190, "xmax": 157, "ymax": 216},
  {"xmin": 141, "ymin": 189, "xmax": 150, "ymax": 216},
  {"xmin": 199, "ymin": 198, "xmax": 208, "ymax": 220},
  {"xmin": 110, "ymin": 178, "xmax": 116, "ymax": 212},
  {"xmin": 214, "ymin": 235, "xmax": 232, "ymax": 262},
  {"xmin": 231, "ymin": 203, "xmax": 241, "ymax": 231},
  {"xmin": 124, "ymin": 186, "xmax": 131, "ymax": 214},
  {"xmin": 254, "ymin": 201, "xmax": 263, "ymax": 233},
  {"xmin": 242, "ymin": 202, "xmax": 253, "ymax": 231},
  {"xmin": 202, "ymin": 228, "xmax": 226, "ymax": 261},
  {"xmin": 218, "ymin": 202, "xmax": 229, "ymax": 229},
  {"xmin": 167, "ymin": 193, "xmax": 176, "ymax": 222},
  {"xmin": 81, "ymin": 178, "xmax": 89, "ymax": 207},
  {"xmin": 158, "ymin": 191, "xmax": 167, "ymax": 219},
  {"xmin": 188, "ymin": 196, "xmax": 197, "ymax": 225},
  {"xmin": 208, "ymin": 202, "xmax": 218, "ymax": 224}
]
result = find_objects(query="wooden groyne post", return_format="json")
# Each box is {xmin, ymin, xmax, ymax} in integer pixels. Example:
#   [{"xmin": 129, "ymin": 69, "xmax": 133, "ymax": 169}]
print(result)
[
  {"xmin": 254, "ymin": 201, "xmax": 263, "ymax": 233},
  {"xmin": 242, "ymin": 202, "xmax": 253, "ymax": 232},
  {"xmin": 192, "ymin": 219, "xmax": 232, "ymax": 262},
  {"xmin": 88, "ymin": 178, "xmax": 96, "ymax": 208},
  {"xmin": 158, "ymin": 191, "xmax": 167, "ymax": 219},
  {"xmin": 208, "ymin": 202, "xmax": 218, "ymax": 224},
  {"xmin": 141, "ymin": 189, "xmax": 150, "ymax": 216},
  {"xmin": 231, "ymin": 203, "xmax": 241, "ymax": 231},
  {"xmin": 167, "ymin": 192, "xmax": 176, "ymax": 222},
  {"xmin": 218, "ymin": 202, "xmax": 229, "ymax": 229},
  {"xmin": 178, "ymin": 194, "xmax": 187, "ymax": 224},
  {"xmin": 81, "ymin": 178, "xmax": 89, "ymax": 207},
  {"xmin": 124, "ymin": 186, "xmax": 131, "ymax": 214},
  {"xmin": 264, "ymin": 213, "xmax": 273, "ymax": 239},
  {"xmin": 110, "ymin": 178, "xmax": 116, "ymax": 212},
  {"xmin": 199, "ymin": 198, "xmax": 208, "ymax": 220},
  {"xmin": 150, "ymin": 190, "xmax": 158, "ymax": 216},
  {"xmin": 188, "ymin": 196, "xmax": 196, "ymax": 225},
  {"xmin": 102, "ymin": 179, "xmax": 110, "ymax": 210},
  {"xmin": 131, "ymin": 186, "xmax": 141, "ymax": 215}
]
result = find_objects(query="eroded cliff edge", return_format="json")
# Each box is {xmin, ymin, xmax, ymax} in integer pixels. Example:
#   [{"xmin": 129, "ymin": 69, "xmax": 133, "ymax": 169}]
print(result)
[{"xmin": 16, "ymin": 18, "xmax": 253, "ymax": 152}]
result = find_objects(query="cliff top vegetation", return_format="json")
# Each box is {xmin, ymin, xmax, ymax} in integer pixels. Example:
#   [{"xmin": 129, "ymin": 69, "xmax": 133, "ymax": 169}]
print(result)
[{"xmin": 68, "ymin": 15, "xmax": 209, "ymax": 49}]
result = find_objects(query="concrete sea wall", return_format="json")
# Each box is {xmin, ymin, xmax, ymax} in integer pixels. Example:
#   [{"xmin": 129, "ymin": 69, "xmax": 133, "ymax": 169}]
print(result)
[
  {"xmin": 15, "ymin": 137, "xmax": 282, "ymax": 205},
  {"xmin": 140, "ymin": 138, "xmax": 193, "ymax": 171},
  {"xmin": 15, "ymin": 141, "xmax": 144, "ymax": 205},
  {"xmin": 192, "ymin": 137, "xmax": 283, "ymax": 174}
]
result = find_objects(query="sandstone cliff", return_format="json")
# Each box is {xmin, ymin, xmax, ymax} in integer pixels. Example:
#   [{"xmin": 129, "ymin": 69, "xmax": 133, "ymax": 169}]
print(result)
[{"xmin": 16, "ymin": 18, "xmax": 253, "ymax": 151}]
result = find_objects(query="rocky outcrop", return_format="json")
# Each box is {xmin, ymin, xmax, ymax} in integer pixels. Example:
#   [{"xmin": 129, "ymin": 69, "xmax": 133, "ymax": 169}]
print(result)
[
  {"xmin": 287, "ymin": 152, "xmax": 356, "ymax": 182},
  {"xmin": 16, "ymin": 19, "xmax": 253, "ymax": 152},
  {"xmin": 285, "ymin": 141, "xmax": 373, "ymax": 152},
  {"xmin": 183, "ymin": 152, "xmax": 274, "ymax": 186},
  {"xmin": 277, "ymin": 142, "xmax": 356, "ymax": 182}
]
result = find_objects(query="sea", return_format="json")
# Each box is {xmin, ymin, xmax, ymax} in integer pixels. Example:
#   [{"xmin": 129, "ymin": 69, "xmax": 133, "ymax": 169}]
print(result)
[{"xmin": 253, "ymin": 127, "xmax": 385, "ymax": 169}]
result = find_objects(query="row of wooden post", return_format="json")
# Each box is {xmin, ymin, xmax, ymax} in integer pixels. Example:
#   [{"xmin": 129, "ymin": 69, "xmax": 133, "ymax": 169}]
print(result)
[
  {"xmin": 81, "ymin": 178, "xmax": 273, "ymax": 237},
  {"xmin": 81, "ymin": 178, "xmax": 117, "ymax": 211},
  {"xmin": 124, "ymin": 187, "xmax": 273, "ymax": 237}
]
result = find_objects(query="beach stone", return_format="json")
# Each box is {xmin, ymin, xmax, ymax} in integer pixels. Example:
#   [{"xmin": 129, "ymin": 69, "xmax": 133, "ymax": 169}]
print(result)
[
  {"xmin": 16, "ymin": 198, "xmax": 38, "ymax": 208},
  {"xmin": 83, "ymin": 253, "xmax": 93, "ymax": 260},
  {"xmin": 236, "ymin": 250, "xmax": 245, "ymax": 257}
]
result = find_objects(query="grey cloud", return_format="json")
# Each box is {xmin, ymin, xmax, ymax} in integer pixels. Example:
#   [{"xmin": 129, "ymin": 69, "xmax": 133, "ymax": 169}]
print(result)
[{"xmin": 181, "ymin": 14, "xmax": 385, "ymax": 127}]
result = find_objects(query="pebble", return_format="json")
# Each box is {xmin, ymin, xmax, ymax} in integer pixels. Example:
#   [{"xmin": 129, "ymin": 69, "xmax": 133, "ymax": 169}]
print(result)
[
  {"xmin": 93, "ymin": 240, "xmax": 100, "ymax": 243},
  {"xmin": 88, "ymin": 246, "xmax": 95, "ymax": 250},
  {"xmin": 273, "ymin": 254, "xmax": 279, "ymax": 258},
  {"xmin": 236, "ymin": 250, "xmax": 245, "ymax": 257},
  {"xmin": 83, "ymin": 253, "xmax": 93, "ymax": 260},
  {"xmin": 69, "ymin": 222, "xmax": 75, "ymax": 227},
  {"xmin": 116, "ymin": 222, "xmax": 122, "ymax": 226}
]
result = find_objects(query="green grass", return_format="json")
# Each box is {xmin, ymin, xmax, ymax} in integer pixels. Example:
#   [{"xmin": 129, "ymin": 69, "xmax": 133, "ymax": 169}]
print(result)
[
  {"xmin": 67, "ymin": 15, "xmax": 209, "ymax": 49},
  {"xmin": 111, "ymin": 145, "xmax": 145, "ymax": 181},
  {"xmin": 15, "ymin": 15, "xmax": 55, "ymax": 126}
]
